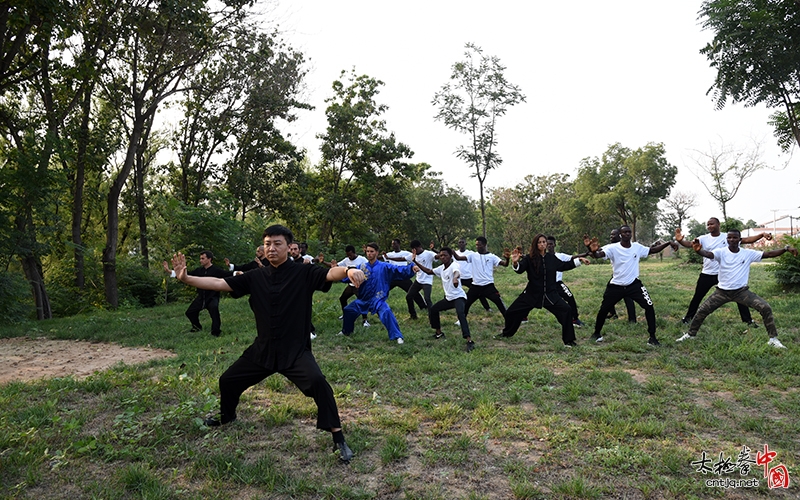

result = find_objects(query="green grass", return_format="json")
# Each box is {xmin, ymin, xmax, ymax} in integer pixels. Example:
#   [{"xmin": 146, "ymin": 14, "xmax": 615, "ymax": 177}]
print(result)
[{"xmin": 1, "ymin": 260, "xmax": 798, "ymax": 498}]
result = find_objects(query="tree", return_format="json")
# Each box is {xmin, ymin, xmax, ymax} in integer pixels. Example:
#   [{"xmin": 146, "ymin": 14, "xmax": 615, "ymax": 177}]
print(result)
[
  {"xmin": 658, "ymin": 191, "xmax": 697, "ymax": 237},
  {"xmin": 433, "ymin": 43, "xmax": 526, "ymax": 237},
  {"xmin": 700, "ymin": 0, "xmax": 800, "ymax": 151},
  {"xmin": 573, "ymin": 143, "xmax": 677, "ymax": 240},
  {"xmin": 408, "ymin": 176, "xmax": 477, "ymax": 249},
  {"xmin": 316, "ymin": 69, "xmax": 416, "ymax": 246},
  {"xmin": 687, "ymin": 139, "xmax": 768, "ymax": 225}
]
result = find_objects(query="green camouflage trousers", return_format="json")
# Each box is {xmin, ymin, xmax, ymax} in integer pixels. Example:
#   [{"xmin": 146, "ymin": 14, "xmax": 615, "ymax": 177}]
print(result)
[{"xmin": 689, "ymin": 286, "xmax": 777, "ymax": 338}]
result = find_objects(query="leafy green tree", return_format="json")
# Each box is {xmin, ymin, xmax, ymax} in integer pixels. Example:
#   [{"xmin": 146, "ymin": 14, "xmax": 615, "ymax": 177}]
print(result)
[
  {"xmin": 573, "ymin": 143, "xmax": 677, "ymax": 240},
  {"xmin": 408, "ymin": 176, "xmax": 477, "ymax": 249},
  {"xmin": 316, "ymin": 69, "xmax": 416, "ymax": 246},
  {"xmin": 433, "ymin": 43, "xmax": 526, "ymax": 237},
  {"xmin": 700, "ymin": 0, "xmax": 800, "ymax": 151}
]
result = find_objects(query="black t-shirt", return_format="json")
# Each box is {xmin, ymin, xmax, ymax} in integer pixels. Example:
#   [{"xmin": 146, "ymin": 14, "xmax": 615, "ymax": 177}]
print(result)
[
  {"xmin": 224, "ymin": 259, "xmax": 329, "ymax": 371},
  {"xmin": 188, "ymin": 264, "xmax": 233, "ymax": 301}
]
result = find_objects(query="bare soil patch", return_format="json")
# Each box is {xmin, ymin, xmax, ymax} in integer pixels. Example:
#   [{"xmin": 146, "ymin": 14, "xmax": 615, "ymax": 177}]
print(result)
[{"xmin": 0, "ymin": 336, "xmax": 176, "ymax": 384}]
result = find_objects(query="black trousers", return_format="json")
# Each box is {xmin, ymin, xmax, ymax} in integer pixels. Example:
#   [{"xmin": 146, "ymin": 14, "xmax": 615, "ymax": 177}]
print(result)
[
  {"xmin": 390, "ymin": 278, "xmax": 427, "ymax": 310},
  {"xmin": 556, "ymin": 281, "xmax": 579, "ymax": 321},
  {"xmin": 503, "ymin": 292, "xmax": 575, "ymax": 344},
  {"xmin": 339, "ymin": 284, "xmax": 366, "ymax": 319},
  {"xmin": 429, "ymin": 297, "xmax": 470, "ymax": 338},
  {"xmin": 186, "ymin": 295, "xmax": 221, "ymax": 335},
  {"xmin": 461, "ymin": 278, "xmax": 491, "ymax": 310},
  {"xmin": 406, "ymin": 281, "xmax": 432, "ymax": 318},
  {"xmin": 464, "ymin": 283, "xmax": 506, "ymax": 316},
  {"xmin": 685, "ymin": 273, "xmax": 752, "ymax": 322},
  {"xmin": 593, "ymin": 279, "xmax": 657, "ymax": 337},
  {"xmin": 217, "ymin": 351, "xmax": 341, "ymax": 430}
]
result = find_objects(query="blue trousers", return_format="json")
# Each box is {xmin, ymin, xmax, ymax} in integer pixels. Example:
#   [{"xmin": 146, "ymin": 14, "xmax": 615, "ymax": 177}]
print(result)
[{"xmin": 342, "ymin": 299, "xmax": 404, "ymax": 340}]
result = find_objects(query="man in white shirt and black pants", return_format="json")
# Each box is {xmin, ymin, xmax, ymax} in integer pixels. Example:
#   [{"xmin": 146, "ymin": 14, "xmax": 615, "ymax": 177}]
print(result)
[
  {"xmin": 676, "ymin": 229, "xmax": 796, "ymax": 348},
  {"xmin": 585, "ymin": 226, "xmax": 677, "ymax": 346}
]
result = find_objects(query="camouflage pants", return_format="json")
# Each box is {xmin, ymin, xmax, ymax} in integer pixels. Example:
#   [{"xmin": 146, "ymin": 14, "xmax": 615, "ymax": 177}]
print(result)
[{"xmin": 689, "ymin": 286, "xmax": 777, "ymax": 338}]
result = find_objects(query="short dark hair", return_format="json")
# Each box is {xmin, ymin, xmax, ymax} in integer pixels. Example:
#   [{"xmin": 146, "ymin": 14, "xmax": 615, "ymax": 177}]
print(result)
[
  {"xmin": 263, "ymin": 225, "xmax": 293, "ymax": 244},
  {"xmin": 727, "ymin": 228, "xmax": 741, "ymax": 236},
  {"xmin": 476, "ymin": 236, "xmax": 487, "ymax": 245},
  {"xmin": 710, "ymin": 217, "xmax": 720, "ymax": 224},
  {"xmin": 409, "ymin": 239, "xmax": 421, "ymax": 249},
  {"xmin": 345, "ymin": 245, "xmax": 356, "ymax": 253},
  {"xmin": 366, "ymin": 242, "xmax": 379, "ymax": 251},
  {"xmin": 439, "ymin": 246, "xmax": 454, "ymax": 257},
  {"xmin": 200, "ymin": 250, "xmax": 214, "ymax": 261},
  {"xmin": 392, "ymin": 238, "xmax": 401, "ymax": 245},
  {"xmin": 546, "ymin": 235, "xmax": 556, "ymax": 243}
]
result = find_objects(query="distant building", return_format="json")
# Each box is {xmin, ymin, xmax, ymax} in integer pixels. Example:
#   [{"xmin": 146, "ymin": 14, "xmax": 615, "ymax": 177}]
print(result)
[{"xmin": 744, "ymin": 215, "xmax": 799, "ymax": 247}]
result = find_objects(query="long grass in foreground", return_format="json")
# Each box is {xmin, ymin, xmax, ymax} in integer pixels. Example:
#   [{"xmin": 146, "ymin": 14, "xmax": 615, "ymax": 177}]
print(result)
[{"xmin": 1, "ymin": 260, "xmax": 798, "ymax": 499}]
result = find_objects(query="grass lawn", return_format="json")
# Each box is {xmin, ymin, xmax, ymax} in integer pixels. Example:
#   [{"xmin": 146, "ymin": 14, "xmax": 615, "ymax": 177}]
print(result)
[{"xmin": 1, "ymin": 258, "xmax": 798, "ymax": 499}]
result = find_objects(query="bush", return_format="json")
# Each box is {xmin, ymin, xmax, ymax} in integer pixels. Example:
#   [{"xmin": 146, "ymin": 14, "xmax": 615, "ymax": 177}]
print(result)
[
  {"xmin": 116, "ymin": 260, "xmax": 169, "ymax": 308},
  {"xmin": 0, "ymin": 271, "xmax": 35, "ymax": 323},
  {"xmin": 769, "ymin": 235, "xmax": 800, "ymax": 289}
]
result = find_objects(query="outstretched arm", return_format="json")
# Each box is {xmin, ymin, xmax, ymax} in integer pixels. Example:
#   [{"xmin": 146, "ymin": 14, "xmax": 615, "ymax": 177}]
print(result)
[
  {"xmin": 498, "ymin": 248, "xmax": 511, "ymax": 267},
  {"xmin": 172, "ymin": 253, "xmax": 233, "ymax": 292},
  {"xmin": 583, "ymin": 234, "xmax": 605, "ymax": 259},
  {"xmin": 742, "ymin": 232, "xmax": 773, "ymax": 244},
  {"xmin": 692, "ymin": 239, "xmax": 714, "ymax": 260},
  {"xmin": 648, "ymin": 240, "xmax": 679, "ymax": 255},
  {"xmin": 326, "ymin": 266, "xmax": 366, "ymax": 287},
  {"xmin": 762, "ymin": 245, "xmax": 798, "ymax": 259}
]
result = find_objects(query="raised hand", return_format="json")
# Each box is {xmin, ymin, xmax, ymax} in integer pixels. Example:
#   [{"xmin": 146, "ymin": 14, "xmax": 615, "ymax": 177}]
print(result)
[
  {"xmin": 589, "ymin": 237, "xmax": 600, "ymax": 252},
  {"xmin": 347, "ymin": 269, "xmax": 366, "ymax": 288},
  {"xmin": 224, "ymin": 257, "xmax": 231, "ymax": 267},
  {"xmin": 511, "ymin": 246, "xmax": 522, "ymax": 264},
  {"xmin": 675, "ymin": 228, "xmax": 683, "ymax": 241},
  {"xmin": 161, "ymin": 260, "xmax": 171, "ymax": 273},
  {"xmin": 691, "ymin": 239, "xmax": 702, "ymax": 253},
  {"xmin": 503, "ymin": 248, "xmax": 511, "ymax": 260},
  {"xmin": 765, "ymin": 233, "xmax": 774, "ymax": 241},
  {"xmin": 171, "ymin": 252, "xmax": 188, "ymax": 281}
]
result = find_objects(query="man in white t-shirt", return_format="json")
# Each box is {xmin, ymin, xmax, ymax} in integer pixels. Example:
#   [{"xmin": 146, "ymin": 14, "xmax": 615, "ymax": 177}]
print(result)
[
  {"xmin": 454, "ymin": 236, "xmax": 510, "ymax": 317},
  {"xmin": 676, "ymin": 229, "xmax": 796, "ymax": 348},
  {"xmin": 585, "ymin": 226, "xmax": 677, "ymax": 346},
  {"xmin": 675, "ymin": 217, "xmax": 771, "ymax": 327},
  {"xmin": 413, "ymin": 247, "xmax": 475, "ymax": 352},
  {"xmin": 456, "ymin": 238, "xmax": 492, "ymax": 312},
  {"xmin": 383, "ymin": 238, "xmax": 427, "ymax": 312},
  {"xmin": 404, "ymin": 240, "xmax": 437, "ymax": 320}
]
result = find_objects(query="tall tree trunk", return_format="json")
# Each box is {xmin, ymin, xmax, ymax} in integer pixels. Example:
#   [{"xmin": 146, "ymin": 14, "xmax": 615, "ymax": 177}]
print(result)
[
  {"xmin": 135, "ymin": 115, "xmax": 154, "ymax": 268},
  {"xmin": 104, "ymin": 123, "xmax": 143, "ymax": 307},
  {"xmin": 479, "ymin": 177, "xmax": 486, "ymax": 238},
  {"xmin": 72, "ymin": 84, "xmax": 93, "ymax": 288}
]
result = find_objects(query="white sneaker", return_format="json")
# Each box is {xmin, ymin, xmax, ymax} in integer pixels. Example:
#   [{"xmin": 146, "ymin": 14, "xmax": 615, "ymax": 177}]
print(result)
[
  {"xmin": 310, "ymin": 332, "xmax": 317, "ymax": 340},
  {"xmin": 337, "ymin": 331, "xmax": 344, "ymax": 336},
  {"xmin": 768, "ymin": 337, "xmax": 786, "ymax": 349},
  {"xmin": 454, "ymin": 320, "xmax": 460, "ymax": 326},
  {"xmin": 397, "ymin": 338, "xmax": 404, "ymax": 345},
  {"xmin": 363, "ymin": 320, "xmax": 371, "ymax": 327},
  {"xmin": 338, "ymin": 315, "xmax": 343, "ymax": 320},
  {"xmin": 675, "ymin": 333, "xmax": 694, "ymax": 342}
]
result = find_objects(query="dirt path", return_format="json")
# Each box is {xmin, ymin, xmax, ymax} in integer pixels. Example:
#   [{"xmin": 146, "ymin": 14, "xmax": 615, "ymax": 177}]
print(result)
[{"xmin": 0, "ymin": 336, "xmax": 176, "ymax": 384}]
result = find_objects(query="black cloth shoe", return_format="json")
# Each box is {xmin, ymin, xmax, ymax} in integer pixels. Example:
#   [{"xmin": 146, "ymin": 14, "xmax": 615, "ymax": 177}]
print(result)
[
  {"xmin": 335, "ymin": 441, "xmax": 354, "ymax": 463},
  {"xmin": 466, "ymin": 340, "xmax": 475, "ymax": 352},
  {"xmin": 433, "ymin": 332, "xmax": 445, "ymax": 339},
  {"xmin": 681, "ymin": 316, "xmax": 691, "ymax": 325},
  {"xmin": 211, "ymin": 331, "xmax": 221, "ymax": 337},
  {"xmin": 203, "ymin": 415, "xmax": 236, "ymax": 427},
  {"xmin": 746, "ymin": 321, "xmax": 760, "ymax": 328},
  {"xmin": 565, "ymin": 341, "xmax": 578, "ymax": 347},
  {"xmin": 647, "ymin": 337, "xmax": 661, "ymax": 347}
]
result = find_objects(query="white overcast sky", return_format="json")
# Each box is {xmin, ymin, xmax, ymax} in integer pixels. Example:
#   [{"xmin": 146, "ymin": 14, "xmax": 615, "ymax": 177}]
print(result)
[{"xmin": 266, "ymin": 0, "xmax": 799, "ymax": 229}]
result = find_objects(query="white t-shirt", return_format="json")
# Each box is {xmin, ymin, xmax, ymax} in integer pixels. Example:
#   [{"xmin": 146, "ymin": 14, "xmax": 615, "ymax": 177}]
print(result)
[
  {"xmin": 433, "ymin": 262, "xmax": 466, "ymax": 301},
  {"xmin": 555, "ymin": 252, "xmax": 571, "ymax": 282},
  {"xmin": 696, "ymin": 233, "xmax": 731, "ymax": 275},
  {"xmin": 467, "ymin": 252, "xmax": 502, "ymax": 286},
  {"xmin": 455, "ymin": 249, "xmax": 474, "ymax": 279},
  {"xmin": 713, "ymin": 247, "xmax": 762, "ymax": 290},
  {"xmin": 604, "ymin": 242, "xmax": 650, "ymax": 286},
  {"xmin": 412, "ymin": 249, "xmax": 437, "ymax": 285},
  {"xmin": 337, "ymin": 255, "xmax": 368, "ymax": 268},
  {"xmin": 384, "ymin": 250, "xmax": 412, "ymax": 267}
]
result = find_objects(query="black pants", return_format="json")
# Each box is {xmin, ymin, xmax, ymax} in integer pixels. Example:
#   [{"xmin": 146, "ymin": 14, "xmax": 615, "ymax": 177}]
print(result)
[
  {"xmin": 685, "ymin": 273, "xmax": 752, "ymax": 322},
  {"xmin": 217, "ymin": 351, "xmax": 341, "ymax": 430},
  {"xmin": 464, "ymin": 283, "xmax": 506, "ymax": 316},
  {"xmin": 186, "ymin": 295, "xmax": 221, "ymax": 335},
  {"xmin": 593, "ymin": 279, "xmax": 657, "ymax": 337},
  {"xmin": 406, "ymin": 281, "xmax": 432, "ymax": 318},
  {"xmin": 390, "ymin": 279, "xmax": 427, "ymax": 310},
  {"xmin": 339, "ymin": 284, "xmax": 366, "ymax": 320},
  {"xmin": 462, "ymin": 278, "xmax": 491, "ymax": 310},
  {"xmin": 429, "ymin": 297, "xmax": 470, "ymax": 338},
  {"xmin": 503, "ymin": 292, "xmax": 575, "ymax": 344},
  {"xmin": 556, "ymin": 281, "xmax": 579, "ymax": 321}
]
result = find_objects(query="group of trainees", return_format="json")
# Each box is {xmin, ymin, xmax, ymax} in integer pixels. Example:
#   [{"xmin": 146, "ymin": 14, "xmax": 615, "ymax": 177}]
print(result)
[{"xmin": 161, "ymin": 221, "xmax": 796, "ymax": 465}]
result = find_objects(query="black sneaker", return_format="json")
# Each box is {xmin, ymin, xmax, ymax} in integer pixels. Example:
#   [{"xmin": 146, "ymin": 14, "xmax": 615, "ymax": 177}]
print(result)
[
  {"xmin": 565, "ymin": 341, "xmax": 578, "ymax": 347},
  {"xmin": 647, "ymin": 337, "xmax": 660, "ymax": 347},
  {"xmin": 466, "ymin": 340, "xmax": 475, "ymax": 352},
  {"xmin": 433, "ymin": 332, "xmax": 445, "ymax": 339},
  {"xmin": 335, "ymin": 441, "xmax": 354, "ymax": 463},
  {"xmin": 606, "ymin": 313, "xmax": 618, "ymax": 320},
  {"xmin": 572, "ymin": 319, "xmax": 584, "ymax": 328},
  {"xmin": 681, "ymin": 317, "xmax": 691, "ymax": 325},
  {"xmin": 746, "ymin": 321, "xmax": 760, "ymax": 328},
  {"xmin": 203, "ymin": 415, "xmax": 236, "ymax": 427},
  {"xmin": 590, "ymin": 333, "xmax": 604, "ymax": 343}
]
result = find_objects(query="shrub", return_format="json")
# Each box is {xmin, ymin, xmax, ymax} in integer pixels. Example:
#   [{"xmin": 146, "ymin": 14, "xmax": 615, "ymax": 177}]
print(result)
[
  {"xmin": 769, "ymin": 235, "xmax": 800, "ymax": 289},
  {"xmin": 0, "ymin": 271, "xmax": 35, "ymax": 323}
]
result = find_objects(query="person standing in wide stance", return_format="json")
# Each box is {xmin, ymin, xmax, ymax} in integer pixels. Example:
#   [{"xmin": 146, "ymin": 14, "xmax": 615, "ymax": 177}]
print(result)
[
  {"xmin": 585, "ymin": 226, "xmax": 677, "ymax": 346},
  {"xmin": 169, "ymin": 225, "xmax": 364, "ymax": 462},
  {"xmin": 676, "ymin": 229, "xmax": 796, "ymax": 348}
]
